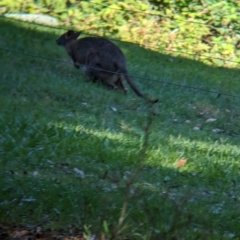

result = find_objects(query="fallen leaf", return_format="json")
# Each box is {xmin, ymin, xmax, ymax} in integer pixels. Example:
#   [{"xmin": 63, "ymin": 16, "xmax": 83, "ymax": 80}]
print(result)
[
  {"xmin": 206, "ymin": 118, "xmax": 216, "ymax": 123},
  {"xmin": 110, "ymin": 106, "xmax": 117, "ymax": 112},
  {"xmin": 47, "ymin": 160, "xmax": 54, "ymax": 164},
  {"xmin": 73, "ymin": 168, "xmax": 85, "ymax": 178},
  {"xmin": 212, "ymin": 128, "xmax": 223, "ymax": 133},
  {"xmin": 21, "ymin": 197, "xmax": 36, "ymax": 202},
  {"xmin": 175, "ymin": 158, "xmax": 187, "ymax": 168},
  {"xmin": 164, "ymin": 176, "xmax": 170, "ymax": 182}
]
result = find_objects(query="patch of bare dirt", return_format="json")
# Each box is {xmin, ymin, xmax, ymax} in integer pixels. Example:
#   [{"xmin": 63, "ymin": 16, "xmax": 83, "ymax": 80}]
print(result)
[{"xmin": 0, "ymin": 223, "xmax": 85, "ymax": 240}]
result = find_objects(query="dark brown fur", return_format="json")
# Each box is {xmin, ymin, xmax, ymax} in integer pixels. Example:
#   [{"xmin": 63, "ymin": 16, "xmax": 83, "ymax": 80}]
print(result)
[{"xmin": 56, "ymin": 30, "xmax": 158, "ymax": 103}]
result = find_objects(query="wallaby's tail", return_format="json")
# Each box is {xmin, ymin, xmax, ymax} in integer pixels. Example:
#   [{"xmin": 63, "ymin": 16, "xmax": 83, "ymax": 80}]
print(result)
[{"xmin": 123, "ymin": 72, "xmax": 158, "ymax": 103}]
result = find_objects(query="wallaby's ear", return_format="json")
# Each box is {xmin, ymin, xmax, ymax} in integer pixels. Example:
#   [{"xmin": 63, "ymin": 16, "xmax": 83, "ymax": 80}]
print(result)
[
  {"xmin": 65, "ymin": 30, "xmax": 75, "ymax": 38},
  {"xmin": 65, "ymin": 30, "xmax": 82, "ymax": 39}
]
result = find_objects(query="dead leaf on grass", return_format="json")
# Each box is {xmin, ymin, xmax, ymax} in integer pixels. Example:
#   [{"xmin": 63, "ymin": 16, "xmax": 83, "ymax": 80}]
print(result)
[
  {"xmin": 193, "ymin": 124, "xmax": 201, "ymax": 131},
  {"xmin": 206, "ymin": 118, "xmax": 217, "ymax": 123},
  {"xmin": 212, "ymin": 128, "xmax": 223, "ymax": 133},
  {"xmin": 175, "ymin": 158, "xmax": 187, "ymax": 168},
  {"xmin": 21, "ymin": 197, "xmax": 36, "ymax": 202},
  {"xmin": 110, "ymin": 106, "xmax": 117, "ymax": 112},
  {"xmin": 73, "ymin": 168, "xmax": 85, "ymax": 178}
]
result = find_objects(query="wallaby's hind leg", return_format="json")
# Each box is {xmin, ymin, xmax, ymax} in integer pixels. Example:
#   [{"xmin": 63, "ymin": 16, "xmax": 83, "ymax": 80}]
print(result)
[
  {"xmin": 84, "ymin": 51, "xmax": 127, "ymax": 93},
  {"xmin": 116, "ymin": 74, "xmax": 127, "ymax": 94},
  {"xmin": 94, "ymin": 69, "xmax": 127, "ymax": 93},
  {"xmin": 101, "ymin": 74, "xmax": 119, "ymax": 90}
]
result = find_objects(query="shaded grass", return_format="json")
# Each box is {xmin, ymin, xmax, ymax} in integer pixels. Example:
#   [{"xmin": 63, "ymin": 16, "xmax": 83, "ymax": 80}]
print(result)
[{"xmin": 1, "ymin": 17, "xmax": 240, "ymax": 239}]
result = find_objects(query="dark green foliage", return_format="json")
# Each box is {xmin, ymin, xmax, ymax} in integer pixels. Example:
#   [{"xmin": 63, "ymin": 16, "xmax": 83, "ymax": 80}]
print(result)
[{"xmin": 1, "ymin": 0, "xmax": 240, "ymax": 67}]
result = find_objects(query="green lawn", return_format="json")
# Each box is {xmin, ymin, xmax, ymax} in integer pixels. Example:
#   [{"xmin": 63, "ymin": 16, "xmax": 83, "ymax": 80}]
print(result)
[{"xmin": 1, "ymin": 17, "xmax": 240, "ymax": 239}]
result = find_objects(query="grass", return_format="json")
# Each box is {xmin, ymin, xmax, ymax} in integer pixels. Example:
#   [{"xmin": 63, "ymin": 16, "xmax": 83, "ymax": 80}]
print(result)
[{"xmin": 1, "ymin": 17, "xmax": 240, "ymax": 239}]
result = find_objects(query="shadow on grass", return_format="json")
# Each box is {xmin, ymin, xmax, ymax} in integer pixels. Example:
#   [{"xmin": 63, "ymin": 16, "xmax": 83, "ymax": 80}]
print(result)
[{"xmin": 1, "ymin": 17, "xmax": 240, "ymax": 238}]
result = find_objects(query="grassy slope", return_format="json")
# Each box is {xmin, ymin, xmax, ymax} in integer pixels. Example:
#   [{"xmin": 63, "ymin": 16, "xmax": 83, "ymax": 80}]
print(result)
[{"xmin": 1, "ymin": 18, "xmax": 240, "ymax": 239}]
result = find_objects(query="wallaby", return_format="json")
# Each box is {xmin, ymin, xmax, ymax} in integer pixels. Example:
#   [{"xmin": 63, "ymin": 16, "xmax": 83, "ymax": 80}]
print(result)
[
  {"xmin": 56, "ymin": 30, "xmax": 158, "ymax": 103},
  {"xmin": 57, "ymin": 31, "xmax": 126, "ymax": 92}
]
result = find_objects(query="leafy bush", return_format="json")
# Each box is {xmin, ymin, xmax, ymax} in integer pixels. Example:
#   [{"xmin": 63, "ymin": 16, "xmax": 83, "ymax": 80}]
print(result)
[{"xmin": 1, "ymin": 0, "xmax": 240, "ymax": 67}]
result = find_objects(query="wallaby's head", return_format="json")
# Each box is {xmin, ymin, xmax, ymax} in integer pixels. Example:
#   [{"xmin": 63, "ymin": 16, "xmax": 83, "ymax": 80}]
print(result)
[{"xmin": 56, "ymin": 30, "xmax": 82, "ymax": 46}]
